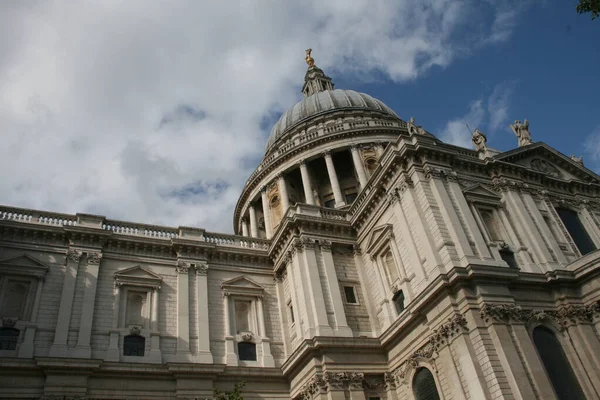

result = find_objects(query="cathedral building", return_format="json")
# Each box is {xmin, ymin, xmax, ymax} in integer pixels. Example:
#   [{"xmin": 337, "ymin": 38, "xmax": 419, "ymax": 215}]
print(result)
[{"xmin": 1, "ymin": 50, "xmax": 600, "ymax": 400}]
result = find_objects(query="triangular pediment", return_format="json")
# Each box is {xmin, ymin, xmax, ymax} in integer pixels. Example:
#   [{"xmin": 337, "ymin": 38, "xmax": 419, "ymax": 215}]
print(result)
[
  {"xmin": 114, "ymin": 265, "xmax": 162, "ymax": 288},
  {"xmin": 463, "ymin": 184, "xmax": 502, "ymax": 203},
  {"xmin": 366, "ymin": 224, "xmax": 393, "ymax": 255},
  {"xmin": 494, "ymin": 142, "xmax": 600, "ymax": 183},
  {"xmin": 0, "ymin": 254, "xmax": 50, "ymax": 278},
  {"xmin": 221, "ymin": 276, "xmax": 264, "ymax": 297}
]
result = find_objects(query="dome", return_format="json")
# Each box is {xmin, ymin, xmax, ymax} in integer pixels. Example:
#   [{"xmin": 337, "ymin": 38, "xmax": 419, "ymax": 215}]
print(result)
[{"xmin": 266, "ymin": 89, "xmax": 399, "ymax": 150}]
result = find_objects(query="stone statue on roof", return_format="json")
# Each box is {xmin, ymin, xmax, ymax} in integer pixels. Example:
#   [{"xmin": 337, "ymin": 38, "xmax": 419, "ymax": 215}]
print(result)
[
  {"xmin": 472, "ymin": 128, "xmax": 487, "ymax": 151},
  {"xmin": 510, "ymin": 119, "xmax": 533, "ymax": 147}
]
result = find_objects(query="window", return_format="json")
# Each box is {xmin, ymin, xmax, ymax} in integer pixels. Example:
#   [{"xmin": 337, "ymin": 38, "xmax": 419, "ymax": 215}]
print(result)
[
  {"xmin": 555, "ymin": 207, "xmax": 596, "ymax": 255},
  {"xmin": 323, "ymin": 195, "xmax": 336, "ymax": 208},
  {"xmin": 499, "ymin": 247, "xmax": 518, "ymax": 269},
  {"xmin": 532, "ymin": 326, "xmax": 585, "ymax": 400},
  {"xmin": 345, "ymin": 192, "xmax": 358, "ymax": 204},
  {"xmin": 0, "ymin": 282, "xmax": 29, "ymax": 319},
  {"xmin": 393, "ymin": 291, "xmax": 405, "ymax": 314},
  {"xmin": 344, "ymin": 286, "xmax": 358, "ymax": 304},
  {"xmin": 123, "ymin": 335, "xmax": 145, "ymax": 356},
  {"xmin": 413, "ymin": 367, "xmax": 440, "ymax": 400},
  {"xmin": 234, "ymin": 300, "xmax": 252, "ymax": 333},
  {"xmin": 238, "ymin": 342, "xmax": 256, "ymax": 361},
  {"xmin": 0, "ymin": 327, "xmax": 19, "ymax": 350},
  {"xmin": 383, "ymin": 251, "xmax": 399, "ymax": 284}
]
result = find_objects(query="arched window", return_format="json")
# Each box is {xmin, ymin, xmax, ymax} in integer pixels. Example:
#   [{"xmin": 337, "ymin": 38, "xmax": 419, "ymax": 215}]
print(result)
[
  {"xmin": 123, "ymin": 335, "xmax": 145, "ymax": 356},
  {"xmin": 532, "ymin": 326, "xmax": 585, "ymax": 400},
  {"xmin": 1, "ymin": 283, "xmax": 28, "ymax": 319},
  {"xmin": 413, "ymin": 367, "xmax": 440, "ymax": 400},
  {"xmin": 0, "ymin": 327, "xmax": 20, "ymax": 350}
]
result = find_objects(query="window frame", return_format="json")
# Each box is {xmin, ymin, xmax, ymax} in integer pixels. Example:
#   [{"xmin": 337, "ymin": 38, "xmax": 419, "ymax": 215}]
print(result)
[{"xmin": 343, "ymin": 285, "xmax": 359, "ymax": 305}]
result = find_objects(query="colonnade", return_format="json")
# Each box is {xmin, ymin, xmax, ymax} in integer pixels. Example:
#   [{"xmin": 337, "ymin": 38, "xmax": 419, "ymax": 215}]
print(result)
[{"xmin": 240, "ymin": 144, "xmax": 384, "ymax": 239}]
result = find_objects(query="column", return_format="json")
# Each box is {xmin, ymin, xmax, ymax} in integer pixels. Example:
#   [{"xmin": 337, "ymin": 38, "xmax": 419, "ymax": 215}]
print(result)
[
  {"xmin": 257, "ymin": 297, "xmax": 275, "ymax": 367},
  {"xmin": 299, "ymin": 160, "xmax": 315, "ymax": 205},
  {"xmin": 319, "ymin": 242, "xmax": 353, "ymax": 337},
  {"xmin": 49, "ymin": 249, "xmax": 82, "ymax": 357},
  {"xmin": 223, "ymin": 294, "xmax": 237, "ymax": 365},
  {"xmin": 249, "ymin": 205, "xmax": 258, "ymax": 238},
  {"xmin": 105, "ymin": 284, "xmax": 121, "ymax": 361},
  {"xmin": 241, "ymin": 219, "xmax": 249, "ymax": 237},
  {"xmin": 73, "ymin": 252, "xmax": 102, "ymax": 358},
  {"xmin": 18, "ymin": 277, "xmax": 45, "ymax": 358},
  {"xmin": 350, "ymin": 146, "xmax": 368, "ymax": 189},
  {"xmin": 175, "ymin": 262, "xmax": 192, "ymax": 361},
  {"xmin": 323, "ymin": 151, "xmax": 345, "ymax": 207},
  {"xmin": 195, "ymin": 263, "xmax": 213, "ymax": 363},
  {"xmin": 151, "ymin": 288, "xmax": 159, "ymax": 331},
  {"xmin": 261, "ymin": 188, "xmax": 273, "ymax": 239},
  {"xmin": 277, "ymin": 174, "xmax": 290, "ymax": 212}
]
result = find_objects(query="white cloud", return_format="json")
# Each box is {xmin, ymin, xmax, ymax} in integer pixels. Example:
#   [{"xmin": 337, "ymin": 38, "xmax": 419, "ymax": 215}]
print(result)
[
  {"xmin": 440, "ymin": 100, "xmax": 486, "ymax": 148},
  {"xmin": 0, "ymin": 0, "xmax": 525, "ymax": 232},
  {"xmin": 440, "ymin": 81, "xmax": 515, "ymax": 148}
]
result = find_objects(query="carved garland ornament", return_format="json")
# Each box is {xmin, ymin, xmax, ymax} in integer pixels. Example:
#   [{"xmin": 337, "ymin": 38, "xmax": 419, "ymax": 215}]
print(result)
[
  {"xmin": 480, "ymin": 302, "xmax": 600, "ymax": 330},
  {"xmin": 66, "ymin": 249, "xmax": 82, "ymax": 263},
  {"xmin": 87, "ymin": 252, "xmax": 102, "ymax": 264},
  {"xmin": 298, "ymin": 372, "xmax": 369, "ymax": 399}
]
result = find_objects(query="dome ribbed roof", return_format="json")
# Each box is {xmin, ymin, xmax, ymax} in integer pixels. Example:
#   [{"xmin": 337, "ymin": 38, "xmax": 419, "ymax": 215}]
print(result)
[{"xmin": 266, "ymin": 89, "xmax": 399, "ymax": 150}]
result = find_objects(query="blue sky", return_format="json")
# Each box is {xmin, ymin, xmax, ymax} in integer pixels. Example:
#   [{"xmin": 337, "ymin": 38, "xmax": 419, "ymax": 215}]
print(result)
[
  {"xmin": 329, "ymin": 2, "xmax": 600, "ymax": 162},
  {"xmin": 0, "ymin": 1, "xmax": 598, "ymax": 232}
]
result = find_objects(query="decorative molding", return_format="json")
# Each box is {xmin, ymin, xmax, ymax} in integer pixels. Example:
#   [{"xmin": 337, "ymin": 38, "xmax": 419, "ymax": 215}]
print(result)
[
  {"xmin": 430, "ymin": 313, "xmax": 468, "ymax": 351},
  {"xmin": 176, "ymin": 260, "xmax": 190, "ymax": 274},
  {"xmin": 319, "ymin": 240, "xmax": 332, "ymax": 252},
  {"xmin": 66, "ymin": 249, "xmax": 82, "ymax": 263},
  {"xmin": 114, "ymin": 265, "xmax": 163, "ymax": 290},
  {"xmin": 241, "ymin": 332, "xmax": 254, "ymax": 342},
  {"xmin": 480, "ymin": 302, "xmax": 600, "ymax": 330},
  {"xmin": 392, "ymin": 342, "xmax": 435, "ymax": 383},
  {"xmin": 2, "ymin": 317, "xmax": 17, "ymax": 328},
  {"xmin": 86, "ymin": 252, "xmax": 102, "ymax": 264},
  {"xmin": 530, "ymin": 158, "xmax": 561, "ymax": 178},
  {"xmin": 195, "ymin": 262, "xmax": 209, "ymax": 276},
  {"xmin": 129, "ymin": 326, "xmax": 141, "ymax": 336}
]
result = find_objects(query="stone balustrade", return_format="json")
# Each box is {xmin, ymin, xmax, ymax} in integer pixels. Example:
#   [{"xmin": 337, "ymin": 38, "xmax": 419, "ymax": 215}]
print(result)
[{"xmin": 0, "ymin": 205, "xmax": 270, "ymax": 250}]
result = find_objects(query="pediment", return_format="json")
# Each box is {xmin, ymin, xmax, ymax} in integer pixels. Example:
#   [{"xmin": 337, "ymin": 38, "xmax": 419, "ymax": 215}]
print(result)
[
  {"xmin": 463, "ymin": 184, "xmax": 502, "ymax": 204},
  {"xmin": 0, "ymin": 254, "xmax": 50, "ymax": 278},
  {"xmin": 221, "ymin": 276, "xmax": 264, "ymax": 297},
  {"xmin": 114, "ymin": 265, "xmax": 162, "ymax": 288},
  {"xmin": 494, "ymin": 142, "xmax": 600, "ymax": 183},
  {"xmin": 366, "ymin": 224, "xmax": 393, "ymax": 255}
]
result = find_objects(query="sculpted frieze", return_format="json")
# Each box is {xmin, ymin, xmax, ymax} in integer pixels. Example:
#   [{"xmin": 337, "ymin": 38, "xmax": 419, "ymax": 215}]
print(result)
[
  {"xmin": 530, "ymin": 158, "xmax": 561, "ymax": 178},
  {"xmin": 480, "ymin": 302, "xmax": 599, "ymax": 330},
  {"xmin": 430, "ymin": 313, "xmax": 468, "ymax": 351}
]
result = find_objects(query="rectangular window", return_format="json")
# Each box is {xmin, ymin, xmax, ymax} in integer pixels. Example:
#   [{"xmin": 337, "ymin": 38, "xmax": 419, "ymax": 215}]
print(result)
[
  {"xmin": 383, "ymin": 251, "xmax": 399, "ymax": 284},
  {"xmin": 556, "ymin": 207, "xmax": 597, "ymax": 255},
  {"xmin": 344, "ymin": 286, "xmax": 358, "ymax": 304},
  {"xmin": 393, "ymin": 291, "xmax": 405, "ymax": 314},
  {"xmin": 238, "ymin": 342, "xmax": 257, "ymax": 361},
  {"xmin": 324, "ymin": 198, "xmax": 336, "ymax": 208}
]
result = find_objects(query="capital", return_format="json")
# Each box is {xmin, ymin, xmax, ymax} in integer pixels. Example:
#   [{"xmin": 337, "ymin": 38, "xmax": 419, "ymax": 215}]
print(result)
[
  {"xmin": 66, "ymin": 249, "xmax": 82, "ymax": 263},
  {"xmin": 87, "ymin": 252, "xmax": 103, "ymax": 265}
]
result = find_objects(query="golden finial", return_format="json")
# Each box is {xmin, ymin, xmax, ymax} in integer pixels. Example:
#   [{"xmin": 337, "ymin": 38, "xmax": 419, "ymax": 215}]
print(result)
[{"xmin": 305, "ymin": 48, "xmax": 315, "ymax": 67}]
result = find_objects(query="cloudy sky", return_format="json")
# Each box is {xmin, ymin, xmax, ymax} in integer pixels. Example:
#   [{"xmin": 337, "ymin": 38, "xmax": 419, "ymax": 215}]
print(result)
[{"xmin": 1, "ymin": 1, "xmax": 598, "ymax": 233}]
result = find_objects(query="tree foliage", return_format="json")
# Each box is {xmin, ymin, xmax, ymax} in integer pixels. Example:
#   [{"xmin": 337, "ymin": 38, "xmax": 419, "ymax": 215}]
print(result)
[
  {"xmin": 577, "ymin": 0, "xmax": 600, "ymax": 19},
  {"xmin": 213, "ymin": 381, "xmax": 246, "ymax": 400}
]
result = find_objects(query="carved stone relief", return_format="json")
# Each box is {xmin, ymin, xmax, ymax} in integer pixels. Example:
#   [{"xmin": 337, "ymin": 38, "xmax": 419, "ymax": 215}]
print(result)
[{"xmin": 530, "ymin": 158, "xmax": 561, "ymax": 178}]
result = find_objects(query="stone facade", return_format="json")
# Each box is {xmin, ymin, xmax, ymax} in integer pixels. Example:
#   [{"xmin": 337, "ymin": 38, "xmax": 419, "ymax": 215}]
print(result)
[{"xmin": 2, "ymin": 57, "xmax": 600, "ymax": 399}]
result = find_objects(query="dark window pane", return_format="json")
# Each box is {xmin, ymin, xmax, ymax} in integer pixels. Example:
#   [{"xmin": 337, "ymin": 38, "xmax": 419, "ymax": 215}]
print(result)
[
  {"xmin": 413, "ymin": 367, "xmax": 440, "ymax": 400},
  {"xmin": 238, "ymin": 342, "xmax": 257, "ymax": 361},
  {"xmin": 499, "ymin": 248, "xmax": 519, "ymax": 269},
  {"xmin": 532, "ymin": 326, "xmax": 585, "ymax": 400},
  {"xmin": 344, "ymin": 286, "xmax": 357, "ymax": 304},
  {"xmin": 324, "ymin": 199, "xmax": 336, "ymax": 208},
  {"xmin": 0, "ymin": 328, "xmax": 20, "ymax": 350},
  {"xmin": 556, "ymin": 208, "xmax": 596, "ymax": 255},
  {"xmin": 123, "ymin": 335, "xmax": 145, "ymax": 357},
  {"xmin": 393, "ymin": 291, "xmax": 405, "ymax": 314},
  {"xmin": 345, "ymin": 192, "xmax": 358, "ymax": 203},
  {"xmin": 289, "ymin": 305, "xmax": 295, "ymax": 323}
]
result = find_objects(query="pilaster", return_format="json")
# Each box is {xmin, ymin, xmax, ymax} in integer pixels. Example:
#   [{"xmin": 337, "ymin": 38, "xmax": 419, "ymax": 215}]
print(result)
[
  {"xmin": 175, "ymin": 261, "xmax": 192, "ymax": 362},
  {"xmin": 195, "ymin": 263, "xmax": 213, "ymax": 363},
  {"xmin": 49, "ymin": 249, "xmax": 82, "ymax": 358},
  {"xmin": 319, "ymin": 241, "xmax": 353, "ymax": 337},
  {"xmin": 72, "ymin": 251, "xmax": 102, "ymax": 358}
]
